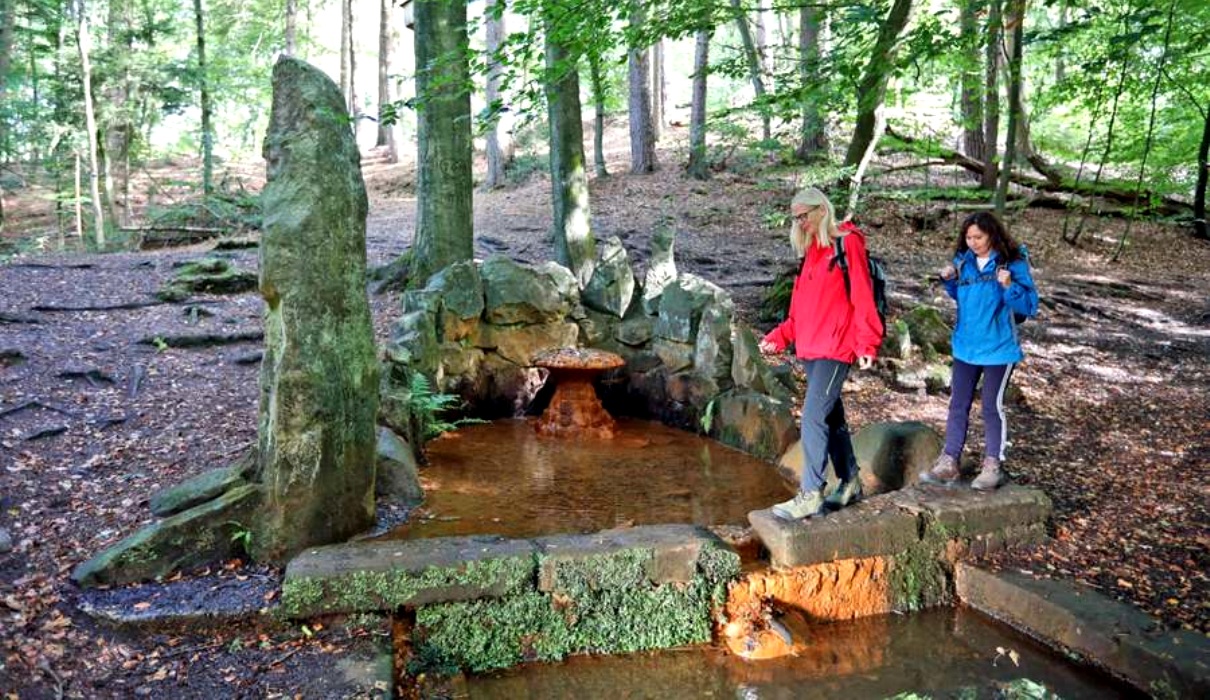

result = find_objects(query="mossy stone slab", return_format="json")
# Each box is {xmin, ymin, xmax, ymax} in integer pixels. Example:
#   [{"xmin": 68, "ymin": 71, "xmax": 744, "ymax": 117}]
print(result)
[{"xmin": 280, "ymin": 536, "xmax": 537, "ymax": 617}]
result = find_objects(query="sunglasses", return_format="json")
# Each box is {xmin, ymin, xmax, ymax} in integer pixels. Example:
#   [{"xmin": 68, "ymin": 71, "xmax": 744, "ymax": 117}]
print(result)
[{"xmin": 793, "ymin": 208, "xmax": 819, "ymax": 222}]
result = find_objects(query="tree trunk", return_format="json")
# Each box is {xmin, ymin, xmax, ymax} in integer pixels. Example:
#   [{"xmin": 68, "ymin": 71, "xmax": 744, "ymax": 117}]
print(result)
[
  {"xmin": 958, "ymin": 0, "xmax": 984, "ymax": 163},
  {"xmin": 0, "ymin": 0, "xmax": 13, "ymax": 159},
  {"xmin": 1055, "ymin": 0, "xmax": 1067, "ymax": 84},
  {"xmin": 284, "ymin": 0, "xmax": 297, "ymax": 55},
  {"xmin": 588, "ymin": 49, "xmax": 608, "ymax": 178},
  {"xmin": 194, "ymin": 0, "xmax": 213, "ymax": 197},
  {"xmin": 994, "ymin": 0, "xmax": 1024, "ymax": 215},
  {"xmin": 74, "ymin": 151, "xmax": 83, "ymax": 241},
  {"xmin": 376, "ymin": 0, "xmax": 396, "ymax": 159},
  {"xmin": 628, "ymin": 1, "xmax": 656, "ymax": 174},
  {"xmin": 843, "ymin": 0, "xmax": 913, "ymax": 169},
  {"xmin": 729, "ymin": 0, "xmax": 770, "ymax": 141},
  {"xmin": 1194, "ymin": 104, "xmax": 1210, "ymax": 240},
  {"xmin": 686, "ymin": 28, "xmax": 711, "ymax": 180},
  {"xmin": 411, "ymin": 0, "xmax": 473, "ymax": 285},
  {"xmin": 341, "ymin": 0, "xmax": 352, "ymax": 110},
  {"xmin": 795, "ymin": 4, "xmax": 827, "ymax": 162},
  {"xmin": 545, "ymin": 9, "xmax": 596, "ymax": 286},
  {"xmin": 104, "ymin": 0, "xmax": 131, "ymax": 227},
  {"xmin": 349, "ymin": 0, "xmax": 358, "ymax": 126},
  {"xmin": 76, "ymin": 0, "xmax": 105, "ymax": 247},
  {"xmin": 651, "ymin": 41, "xmax": 664, "ymax": 141},
  {"xmin": 484, "ymin": 0, "xmax": 508, "ymax": 187},
  {"xmin": 981, "ymin": 0, "xmax": 1002, "ymax": 190}
]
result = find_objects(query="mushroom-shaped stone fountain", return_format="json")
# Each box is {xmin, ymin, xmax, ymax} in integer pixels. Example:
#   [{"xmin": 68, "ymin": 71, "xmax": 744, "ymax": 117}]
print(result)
[{"xmin": 531, "ymin": 348, "xmax": 626, "ymax": 439}]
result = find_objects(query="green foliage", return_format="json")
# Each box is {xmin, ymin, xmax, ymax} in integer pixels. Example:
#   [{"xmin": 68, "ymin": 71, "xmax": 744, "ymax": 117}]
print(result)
[
  {"xmin": 699, "ymin": 397, "xmax": 717, "ymax": 434},
  {"xmin": 389, "ymin": 373, "xmax": 480, "ymax": 442},
  {"xmin": 759, "ymin": 264, "xmax": 798, "ymax": 324},
  {"xmin": 226, "ymin": 520, "xmax": 253, "ymax": 555},
  {"xmin": 504, "ymin": 152, "xmax": 548, "ymax": 187},
  {"xmin": 413, "ymin": 549, "xmax": 734, "ymax": 672}
]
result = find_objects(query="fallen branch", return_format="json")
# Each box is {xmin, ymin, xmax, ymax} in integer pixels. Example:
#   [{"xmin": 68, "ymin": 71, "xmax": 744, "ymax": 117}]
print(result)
[
  {"xmin": 0, "ymin": 311, "xmax": 39, "ymax": 324},
  {"xmin": 120, "ymin": 226, "xmax": 226, "ymax": 234},
  {"xmin": 33, "ymin": 300, "xmax": 165, "ymax": 312},
  {"xmin": 9, "ymin": 262, "xmax": 93, "ymax": 269},
  {"xmin": 139, "ymin": 331, "xmax": 264, "ymax": 348},
  {"xmin": 0, "ymin": 400, "xmax": 78, "ymax": 420},
  {"xmin": 886, "ymin": 126, "xmax": 1191, "ymax": 215}
]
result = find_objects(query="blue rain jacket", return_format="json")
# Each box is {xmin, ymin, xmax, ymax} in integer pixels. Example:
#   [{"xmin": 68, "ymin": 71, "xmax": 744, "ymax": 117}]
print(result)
[{"xmin": 942, "ymin": 248, "xmax": 1039, "ymax": 365}]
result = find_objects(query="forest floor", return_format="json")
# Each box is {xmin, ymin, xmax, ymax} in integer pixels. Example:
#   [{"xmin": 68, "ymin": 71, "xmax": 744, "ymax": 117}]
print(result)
[{"xmin": 1, "ymin": 126, "xmax": 1208, "ymax": 697}]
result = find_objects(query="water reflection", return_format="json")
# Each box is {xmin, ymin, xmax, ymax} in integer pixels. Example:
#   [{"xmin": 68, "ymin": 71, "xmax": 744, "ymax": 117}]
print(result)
[
  {"xmin": 463, "ymin": 608, "xmax": 1141, "ymax": 699},
  {"xmin": 385, "ymin": 418, "xmax": 795, "ymax": 541}
]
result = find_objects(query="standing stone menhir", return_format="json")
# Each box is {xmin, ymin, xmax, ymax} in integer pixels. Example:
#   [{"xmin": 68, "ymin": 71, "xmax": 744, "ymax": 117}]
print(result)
[{"xmin": 255, "ymin": 56, "xmax": 380, "ymax": 560}]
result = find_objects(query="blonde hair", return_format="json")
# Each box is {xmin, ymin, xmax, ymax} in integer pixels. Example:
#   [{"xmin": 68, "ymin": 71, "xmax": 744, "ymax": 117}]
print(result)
[{"xmin": 788, "ymin": 187, "xmax": 839, "ymax": 257}]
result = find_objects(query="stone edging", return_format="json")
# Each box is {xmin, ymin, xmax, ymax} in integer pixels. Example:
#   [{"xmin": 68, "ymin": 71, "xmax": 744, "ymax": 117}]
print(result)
[{"xmin": 956, "ymin": 563, "xmax": 1210, "ymax": 699}]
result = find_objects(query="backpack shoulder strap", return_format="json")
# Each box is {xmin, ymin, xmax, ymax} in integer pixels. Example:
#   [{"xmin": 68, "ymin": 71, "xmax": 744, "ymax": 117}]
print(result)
[{"xmin": 831, "ymin": 235, "xmax": 852, "ymax": 300}]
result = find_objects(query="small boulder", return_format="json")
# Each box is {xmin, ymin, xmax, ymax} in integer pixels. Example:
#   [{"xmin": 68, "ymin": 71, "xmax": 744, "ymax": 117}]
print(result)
[
  {"xmin": 376, "ymin": 427, "xmax": 422, "ymax": 504},
  {"xmin": 776, "ymin": 421, "xmax": 943, "ymax": 495},
  {"xmin": 582, "ymin": 236, "xmax": 635, "ymax": 318}
]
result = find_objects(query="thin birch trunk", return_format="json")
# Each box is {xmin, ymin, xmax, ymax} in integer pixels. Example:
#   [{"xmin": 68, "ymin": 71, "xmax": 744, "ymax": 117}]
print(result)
[
  {"xmin": 194, "ymin": 0, "xmax": 213, "ymax": 196},
  {"xmin": 729, "ymin": 0, "xmax": 770, "ymax": 141},
  {"xmin": 686, "ymin": 28, "xmax": 711, "ymax": 180},
  {"xmin": 994, "ymin": 0, "xmax": 1024, "ymax": 215},
  {"xmin": 76, "ymin": 0, "xmax": 105, "ymax": 246},
  {"xmin": 484, "ymin": 0, "xmax": 508, "ymax": 186},
  {"xmin": 588, "ymin": 50, "xmax": 608, "ymax": 178},
  {"xmin": 285, "ymin": 0, "xmax": 297, "ymax": 56}
]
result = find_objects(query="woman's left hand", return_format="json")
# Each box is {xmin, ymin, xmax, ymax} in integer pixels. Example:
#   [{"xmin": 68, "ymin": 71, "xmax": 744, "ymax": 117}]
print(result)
[
  {"xmin": 996, "ymin": 268, "xmax": 1012, "ymax": 288},
  {"xmin": 857, "ymin": 356, "xmax": 873, "ymax": 370}
]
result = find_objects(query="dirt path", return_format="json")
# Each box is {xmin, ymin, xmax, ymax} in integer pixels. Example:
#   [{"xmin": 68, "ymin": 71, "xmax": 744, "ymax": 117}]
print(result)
[{"xmin": 2, "ymin": 144, "xmax": 1208, "ymax": 696}]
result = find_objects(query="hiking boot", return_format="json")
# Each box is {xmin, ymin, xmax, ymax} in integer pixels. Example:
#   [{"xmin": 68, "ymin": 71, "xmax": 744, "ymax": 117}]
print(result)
[
  {"xmin": 825, "ymin": 476, "xmax": 864, "ymax": 510},
  {"xmin": 919, "ymin": 453, "xmax": 960, "ymax": 485},
  {"xmin": 772, "ymin": 489, "xmax": 826, "ymax": 520},
  {"xmin": 972, "ymin": 457, "xmax": 1007, "ymax": 491}
]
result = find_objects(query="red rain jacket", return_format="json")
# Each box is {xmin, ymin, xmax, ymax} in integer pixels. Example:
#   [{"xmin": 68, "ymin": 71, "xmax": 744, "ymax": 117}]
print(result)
[{"xmin": 762, "ymin": 222, "xmax": 883, "ymax": 363}]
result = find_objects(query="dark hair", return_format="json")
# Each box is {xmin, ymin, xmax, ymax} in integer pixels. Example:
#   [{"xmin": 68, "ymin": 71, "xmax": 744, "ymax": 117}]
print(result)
[{"xmin": 955, "ymin": 211, "xmax": 1023, "ymax": 262}]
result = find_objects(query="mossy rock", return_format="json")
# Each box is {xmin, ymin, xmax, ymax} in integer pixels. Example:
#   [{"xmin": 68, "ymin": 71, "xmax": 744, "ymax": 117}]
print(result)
[
  {"xmin": 903, "ymin": 305, "xmax": 952, "ymax": 360},
  {"xmin": 157, "ymin": 257, "xmax": 257, "ymax": 301}
]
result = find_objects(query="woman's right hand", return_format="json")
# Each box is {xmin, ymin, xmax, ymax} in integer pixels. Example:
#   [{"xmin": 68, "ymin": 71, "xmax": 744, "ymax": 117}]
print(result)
[
  {"xmin": 759, "ymin": 339, "xmax": 778, "ymax": 354},
  {"xmin": 939, "ymin": 264, "xmax": 957, "ymax": 281}
]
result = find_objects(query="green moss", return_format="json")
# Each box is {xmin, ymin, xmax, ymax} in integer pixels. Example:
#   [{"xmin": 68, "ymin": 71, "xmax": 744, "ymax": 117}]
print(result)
[
  {"xmin": 280, "ymin": 555, "xmax": 534, "ymax": 618},
  {"xmin": 890, "ymin": 520, "xmax": 956, "ymax": 611},
  {"xmin": 697, "ymin": 544, "xmax": 741, "ymax": 587},
  {"xmin": 543, "ymin": 549, "xmax": 651, "ymax": 594},
  {"xmin": 413, "ymin": 579, "xmax": 719, "ymax": 672}
]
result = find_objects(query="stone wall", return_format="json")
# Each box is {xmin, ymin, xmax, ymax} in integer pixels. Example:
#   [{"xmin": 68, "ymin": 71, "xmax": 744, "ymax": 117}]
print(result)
[
  {"xmin": 383, "ymin": 242, "xmax": 798, "ymax": 460},
  {"xmin": 281, "ymin": 525, "xmax": 739, "ymax": 672}
]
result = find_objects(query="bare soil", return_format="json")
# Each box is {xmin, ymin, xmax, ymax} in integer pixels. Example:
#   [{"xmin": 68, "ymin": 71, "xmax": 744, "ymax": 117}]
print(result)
[{"xmin": 1, "ymin": 128, "xmax": 1208, "ymax": 697}]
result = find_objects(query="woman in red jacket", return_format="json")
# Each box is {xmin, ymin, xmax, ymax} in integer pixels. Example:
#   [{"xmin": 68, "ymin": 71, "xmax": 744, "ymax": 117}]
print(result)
[{"xmin": 759, "ymin": 187, "xmax": 884, "ymax": 519}]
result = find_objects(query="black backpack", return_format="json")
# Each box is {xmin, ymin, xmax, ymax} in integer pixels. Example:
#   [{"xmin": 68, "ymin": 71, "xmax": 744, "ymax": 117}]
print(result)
[{"xmin": 830, "ymin": 235, "xmax": 889, "ymax": 337}]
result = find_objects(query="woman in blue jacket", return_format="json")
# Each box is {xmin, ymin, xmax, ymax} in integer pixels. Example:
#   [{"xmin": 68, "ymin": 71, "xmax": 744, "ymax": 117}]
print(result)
[{"xmin": 920, "ymin": 212, "xmax": 1039, "ymax": 490}]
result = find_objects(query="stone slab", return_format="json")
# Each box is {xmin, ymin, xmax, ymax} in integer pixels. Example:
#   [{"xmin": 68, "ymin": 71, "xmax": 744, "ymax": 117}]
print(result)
[
  {"xmin": 534, "ymin": 524, "xmax": 727, "ymax": 593},
  {"xmin": 78, "ymin": 574, "xmax": 279, "ymax": 632},
  {"xmin": 749, "ymin": 495, "xmax": 921, "ymax": 569},
  {"xmin": 889, "ymin": 484, "xmax": 1052, "ymax": 537},
  {"xmin": 956, "ymin": 563, "xmax": 1210, "ymax": 698},
  {"xmin": 281, "ymin": 535, "xmax": 536, "ymax": 617},
  {"xmin": 149, "ymin": 465, "xmax": 248, "ymax": 517}
]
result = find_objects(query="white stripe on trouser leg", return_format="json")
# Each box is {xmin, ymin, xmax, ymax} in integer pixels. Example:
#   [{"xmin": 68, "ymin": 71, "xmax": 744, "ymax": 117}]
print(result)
[
  {"xmin": 994, "ymin": 363, "xmax": 1015, "ymax": 460},
  {"xmin": 825, "ymin": 365, "xmax": 841, "ymax": 396}
]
